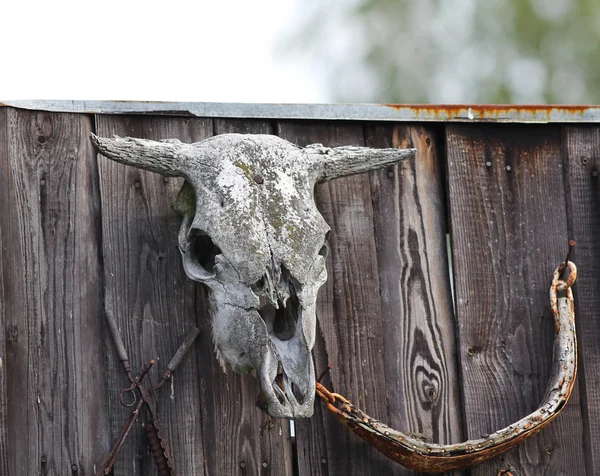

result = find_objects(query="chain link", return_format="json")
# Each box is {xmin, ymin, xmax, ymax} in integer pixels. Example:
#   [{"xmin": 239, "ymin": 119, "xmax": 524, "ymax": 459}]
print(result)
[{"xmin": 550, "ymin": 261, "xmax": 577, "ymax": 317}]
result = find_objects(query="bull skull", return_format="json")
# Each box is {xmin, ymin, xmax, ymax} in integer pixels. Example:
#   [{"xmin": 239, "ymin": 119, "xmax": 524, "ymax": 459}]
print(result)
[{"xmin": 92, "ymin": 133, "xmax": 415, "ymax": 418}]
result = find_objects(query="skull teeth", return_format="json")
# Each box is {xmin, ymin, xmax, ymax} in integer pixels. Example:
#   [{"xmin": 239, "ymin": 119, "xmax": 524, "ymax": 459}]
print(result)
[
  {"xmin": 273, "ymin": 377, "xmax": 287, "ymax": 405},
  {"xmin": 271, "ymin": 362, "xmax": 306, "ymax": 407},
  {"xmin": 272, "ymin": 361, "xmax": 286, "ymax": 404}
]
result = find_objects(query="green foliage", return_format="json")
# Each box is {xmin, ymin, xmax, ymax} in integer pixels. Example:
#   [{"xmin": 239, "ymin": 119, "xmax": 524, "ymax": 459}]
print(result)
[{"xmin": 287, "ymin": 0, "xmax": 600, "ymax": 103}]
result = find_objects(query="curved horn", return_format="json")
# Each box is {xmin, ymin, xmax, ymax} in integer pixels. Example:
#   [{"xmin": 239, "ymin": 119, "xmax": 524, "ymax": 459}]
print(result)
[
  {"xmin": 90, "ymin": 134, "xmax": 193, "ymax": 177},
  {"xmin": 305, "ymin": 144, "xmax": 416, "ymax": 183}
]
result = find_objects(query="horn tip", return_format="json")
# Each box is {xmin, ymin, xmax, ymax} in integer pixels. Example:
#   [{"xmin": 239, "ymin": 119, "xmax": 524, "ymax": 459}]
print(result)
[{"xmin": 89, "ymin": 133, "xmax": 125, "ymax": 148}]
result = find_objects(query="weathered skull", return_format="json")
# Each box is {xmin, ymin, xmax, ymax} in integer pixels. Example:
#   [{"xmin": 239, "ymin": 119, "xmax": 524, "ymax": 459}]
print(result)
[{"xmin": 92, "ymin": 133, "xmax": 414, "ymax": 418}]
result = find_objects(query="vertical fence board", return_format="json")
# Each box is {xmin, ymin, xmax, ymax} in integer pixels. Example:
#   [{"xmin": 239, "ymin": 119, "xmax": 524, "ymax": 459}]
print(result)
[
  {"xmin": 0, "ymin": 109, "xmax": 108, "ymax": 475},
  {"xmin": 365, "ymin": 123, "xmax": 464, "ymax": 476},
  {"xmin": 277, "ymin": 121, "xmax": 395, "ymax": 476},
  {"xmin": 96, "ymin": 115, "xmax": 211, "ymax": 475},
  {"xmin": 277, "ymin": 122, "xmax": 459, "ymax": 475},
  {"xmin": 0, "ymin": 107, "xmax": 10, "ymax": 475},
  {"xmin": 563, "ymin": 125, "xmax": 600, "ymax": 475},
  {"xmin": 206, "ymin": 118, "xmax": 293, "ymax": 476},
  {"xmin": 446, "ymin": 124, "xmax": 586, "ymax": 475},
  {"xmin": 96, "ymin": 116, "xmax": 293, "ymax": 476}
]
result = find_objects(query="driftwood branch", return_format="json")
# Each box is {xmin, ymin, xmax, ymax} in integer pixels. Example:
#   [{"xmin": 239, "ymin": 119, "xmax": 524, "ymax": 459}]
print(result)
[{"xmin": 317, "ymin": 262, "xmax": 578, "ymax": 472}]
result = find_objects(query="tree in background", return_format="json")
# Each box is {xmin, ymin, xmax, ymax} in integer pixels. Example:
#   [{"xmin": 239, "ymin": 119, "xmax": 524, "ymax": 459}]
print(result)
[{"xmin": 288, "ymin": 0, "xmax": 600, "ymax": 103}]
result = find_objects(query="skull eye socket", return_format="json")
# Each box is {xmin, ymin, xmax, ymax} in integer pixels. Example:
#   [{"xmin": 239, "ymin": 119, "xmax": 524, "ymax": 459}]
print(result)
[{"xmin": 189, "ymin": 229, "xmax": 222, "ymax": 276}]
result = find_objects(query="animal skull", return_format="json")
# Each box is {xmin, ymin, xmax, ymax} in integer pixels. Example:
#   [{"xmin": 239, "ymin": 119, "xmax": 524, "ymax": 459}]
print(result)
[{"xmin": 91, "ymin": 133, "xmax": 414, "ymax": 418}]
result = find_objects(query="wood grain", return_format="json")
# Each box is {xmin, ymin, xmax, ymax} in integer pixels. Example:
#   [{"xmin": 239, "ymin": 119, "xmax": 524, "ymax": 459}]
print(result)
[
  {"xmin": 446, "ymin": 124, "xmax": 586, "ymax": 475},
  {"xmin": 278, "ymin": 121, "xmax": 432, "ymax": 475},
  {"xmin": 563, "ymin": 125, "xmax": 600, "ymax": 475},
  {"xmin": 365, "ymin": 123, "xmax": 464, "ymax": 475},
  {"xmin": 0, "ymin": 109, "xmax": 109, "ymax": 475},
  {"xmin": 0, "ymin": 107, "xmax": 9, "ymax": 476}
]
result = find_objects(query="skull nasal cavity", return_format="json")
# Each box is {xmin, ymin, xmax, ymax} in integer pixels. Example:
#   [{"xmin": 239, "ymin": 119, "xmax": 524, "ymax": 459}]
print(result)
[
  {"xmin": 192, "ymin": 231, "xmax": 222, "ymax": 273},
  {"xmin": 258, "ymin": 292, "xmax": 299, "ymax": 341},
  {"xmin": 273, "ymin": 297, "xmax": 297, "ymax": 340}
]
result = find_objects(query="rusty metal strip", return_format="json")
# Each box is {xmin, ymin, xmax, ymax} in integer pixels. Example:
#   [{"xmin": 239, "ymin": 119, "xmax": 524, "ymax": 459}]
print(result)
[
  {"xmin": 1, "ymin": 100, "xmax": 600, "ymax": 123},
  {"xmin": 316, "ymin": 261, "xmax": 578, "ymax": 473}
]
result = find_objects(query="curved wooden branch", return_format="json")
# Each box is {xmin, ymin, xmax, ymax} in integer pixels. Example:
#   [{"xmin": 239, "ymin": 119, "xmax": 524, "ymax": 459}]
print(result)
[{"xmin": 316, "ymin": 263, "xmax": 577, "ymax": 473}]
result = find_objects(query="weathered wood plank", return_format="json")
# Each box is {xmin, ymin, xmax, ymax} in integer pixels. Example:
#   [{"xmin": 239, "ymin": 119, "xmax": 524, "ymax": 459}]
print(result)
[
  {"xmin": 214, "ymin": 117, "xmax": 275, "ymax": 135},
  {"xmin": 204, "ymin": 118, "xmax": 293, "ymax": 476},
  {"xmin": 96, "ymin": 116, "xmax": 293, "ymax": 475},
  {"xmin": 0, "ymin": 109, "xmax": 109, "ymax": 475},
  {"xmin": 96, "ymin": 115, "xmax": 211, "ymax": 475},
  {"xmin": 0, "ymin": 106, "xmax": 10, "ymax": 476},
  {"xmin": 446, "ymin": 124, "xmax": 586, "ymax": 475},
  {"xmin": 277, "ymin": 121, "xmax": 405, "ymax": 475},
  {"xmin": 563, "ymin": 124, "xmax": 600, "ymax": 475},
  {"xmin": 365, "ymin": 123, "xmax": 464, "ymax": 476}
]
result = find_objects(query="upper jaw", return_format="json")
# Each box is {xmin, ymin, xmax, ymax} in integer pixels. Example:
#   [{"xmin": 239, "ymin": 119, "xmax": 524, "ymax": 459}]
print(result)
[
  {"xmin": 259, "ymin": 350, "xmax": 315, "ymax": 419},
  {"xmin": 255, "ymin": 280, "xmax": 317, "ymax": 418}
]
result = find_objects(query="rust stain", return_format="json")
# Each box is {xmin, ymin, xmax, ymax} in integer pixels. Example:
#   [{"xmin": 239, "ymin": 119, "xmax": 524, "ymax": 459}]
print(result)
[
  {"xmin": 2, "ymin": 100, "xmax": 598, "ymax": 123},
  {"xmin": 385, "ymin": 104, "xmax": 593, "ymax": 122}
]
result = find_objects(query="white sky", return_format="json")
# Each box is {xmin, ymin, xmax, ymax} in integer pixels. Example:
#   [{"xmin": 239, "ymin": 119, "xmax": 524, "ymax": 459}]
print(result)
[{"xmin": 0, "ymin": 0, "xmax": 330, "ymax": 103}]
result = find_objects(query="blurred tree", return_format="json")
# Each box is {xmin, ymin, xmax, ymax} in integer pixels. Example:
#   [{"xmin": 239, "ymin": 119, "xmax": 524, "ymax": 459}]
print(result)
[{"xmin": 287, "ymin": 0, "xmax": 600, "ymax": 103}]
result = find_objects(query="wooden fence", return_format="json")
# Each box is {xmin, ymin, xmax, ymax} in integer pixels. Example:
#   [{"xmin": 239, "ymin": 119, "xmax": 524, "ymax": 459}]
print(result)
[{"xmin": 0, "ymin": 103, "xmax": 599, "ymax": 475}]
